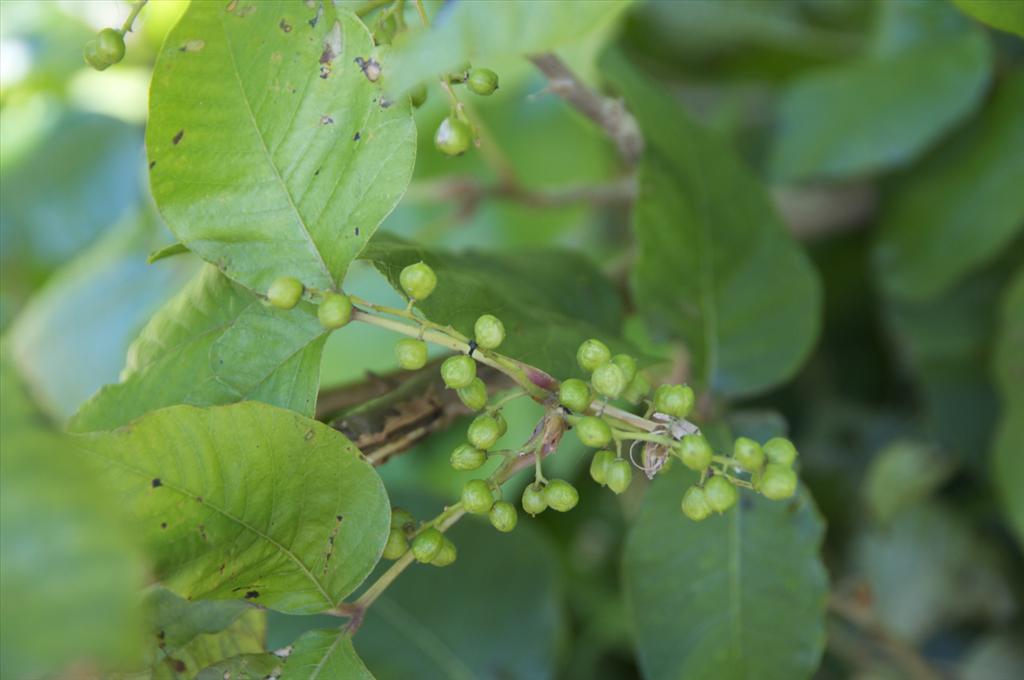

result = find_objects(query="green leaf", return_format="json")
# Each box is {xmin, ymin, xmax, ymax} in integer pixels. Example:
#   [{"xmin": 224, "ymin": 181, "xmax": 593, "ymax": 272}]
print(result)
[
  {"xmin": 875, "ymin": 71, "xmax": 1024, "ymax": 301},
  {"xmin": 361, "ymin": 233, "xmax": 639, "ymax": 378},
  {"xmin": 953, "ymin": 0, "xmax": 1024, "ymax": 36},
  {"xmin": 8, "ymin": 216, "xmax": 198, "ymax": 422},
  {"xmin": 384, "ymin": 0, "xmax": 632, "ymax": 94},
  {"xmin": 355, "ymin": 519, "xmax": 563, "ymax": 679},
  {"xmin": 196, "ymin": 629, "xmax": 371, "ymax": 680},
  {"xmin": 603, "ymin": 50, "xmax": 821, "ymax": 396},
  {"xmin": 862, "ymin": 440, "xmax": 955, "ymax": 523},
  {"xmin": 135, "ymin": 588, "xmax": 266, "ymax": 680},
  {"xmin": 147, "ymin": 1, "xmax": 416, "ymax": 294},
  {"xmin": 769, "ymin": 2, "xmax": 992, "ymax": 181},
  {"xmin": 74, "ymin": 401, "xmax": 391, "ymax": 615},
  {"xmin": 623, "ymin": 466, "xmax": 828, "ymax": 680},
  {"xmin": 993, "ymin": 267, "xmax": 1024, "ymax": 546},
  {"xmin": 1, "ymin": 354, "xmax": 145, "ymax": 679},
  {"xmin": 70, "ymin": 265, "xmax": 327, "ymax": 433}
]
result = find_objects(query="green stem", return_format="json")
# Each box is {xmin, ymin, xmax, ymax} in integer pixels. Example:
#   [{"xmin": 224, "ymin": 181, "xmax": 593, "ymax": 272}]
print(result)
[
  {"xmin": 355, "ymin": 0, "xmax": 393, "ymax": 17},
  {"xmin": 119, "ymin": 0, "xmax": 148, "ymax": 35}
]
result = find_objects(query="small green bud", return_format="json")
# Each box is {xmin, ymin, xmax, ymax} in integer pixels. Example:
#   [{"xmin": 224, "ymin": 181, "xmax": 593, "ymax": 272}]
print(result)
[
  {"xmin": 411, "ymin": 528, "xmax": 444, "ymax": 563},
  {"xmin": 611, "ymin": 354, "xmax": 637, "ymax": 384},
  {"xmin": 410, "ymin": 83, "xmax": 428, "ymax": 108},
  {"xmin": 559, "ymin": 378, "xmax": 592, "ymax": 413},
  {"xmin": 653, "ymin": 384, "xmax": 695, "ymax": 419},
  {"xmin": 522, "ymin": 483, "xmax": 548, "ymax": 516},
  {"xmin": 489, "ymin": 501, "xmax": 518, "ymax": 532},
  {"xmin": 434, "ymin": 116, "xmax": 472, "ymax": 156},
  {"xmin": 704, "ymin": 476, "xmax": 738, "ymax": 513},
  {"xmin": 677, "ymin": 434, "xmax": 712, "ymax": 471},
  {"xmin": 544, "ymin": 479, "xmax": 579, "ymax": 512},
  {"xmin": 390, "ymin": 507, "xmax": 415, "ymax": 532},
  {"xmin": 466, "ymin": 67, "xmax": 499, "ymax": 95},
  {"xmin": 467, "ymin": 414, "xmax": 501, "ymax": 450},
  {"xmin": 441, "ymin": 355, "xmax": 476, "ymax": 389},
  {"xmin": 450, "ymin": 443, "xmax": 486, "ymax": 471},
  {"xmin": 474, "ymin": 314, "xmax": 505, "ymax": 349},
  {"xmin": 399, "ymin": 261, "xmax": 438, "ymax": 301},
  {"xmin": 84, "ymin": 28, "xmax": 125, "ymax": 70},
  {"xmin": 592, "ymin": 362, "xmax": 626, "ymax": 399},
  {"xmin": 589, "ymin": 449, "xmax": 615, "ymax": 486},
  {"xmin": 456, "ymin": 377, "xmax": 488, "ymax": 411},
  {"xmin": 764, "ymin": 437, "xmax": 798, "ymax": 467},
  {"xmin": 395, "ymin": 338, "xmax": 428, "ymax": 370},
  {"xmin": 318, "ymin": 292, "xmax": 353, "ymax": 329},
  {"xmin": 760, "ymin": 463, "xmax": 798, "ymax": 500},
  {"xmin": 681, "ymin": 486, "xmax": 712, "ymax": 521},
  {"xmin": 461, "ymin": 479, "xmax": 495, "ymax": 514},
  {"xmin": 606, "ymin": 458, "xmax": 633, "ymax": 495},
  {"xmin": 430, "ymin": 537, "xmax": 457, "ymax": 567},
  {"xmin": 382, "ymin": 527, "xmax": 408, "ymax": 560},
  {"xmin": 267, "ymin": 276, "xmax": 304, "ymax": 309},
  {"xmin": 575, "ymin": 415, "xmax": 612, "ymax": 448},
  {"xmin": 576, "ymin": 339, "xmax": 612, "ymax": 373},
  {"xmin": 733, "ymin": 437, "xmax": 765, "ymax": 472}
]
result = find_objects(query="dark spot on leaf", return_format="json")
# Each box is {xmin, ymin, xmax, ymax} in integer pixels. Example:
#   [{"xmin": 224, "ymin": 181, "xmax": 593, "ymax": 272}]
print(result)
[
  {"xmin": 158, "ymin": 630, "xmax": 165, "ymax": 640},
  {"xmin": 320, "ymin": 115, "xmax": 334, "ymax": 125},
  {"xmin": 304, "ymin": 429, "xmax": 315, "ymax": 440},
  {"xmin": 178, "ymin": 40, "xmax": 205, "ymax": 53},
  {"xmin": 379, "ymin": 97, "xmax": 392, "ymax": 109},
  {"xmin": 314, "ymin": 168, "xmax": 321, "ymax": 176},
  {"xmin": 336, "ymin": 514, "xmax": 343, "ymax": 522},
  {"xmin": 219, "ymin": 563, "xmax": 226, "ymax": 574},
  {"xmin": 354, "ymin": 56, "xmax": 381, "ymax": 82},
  {"xmin": 160, "ymin": 522, "xmax": 168, "ymax": 529},
  {"xmin": 149, "ymin": 160, "xmax": 156, "ymax": 169},
  {"xmin": 354, "ymin": 227, "xmax": 360, "ymax": 236},
  {"xmin": 196, "ymin": 496, "xmax": 203, "ymax": 504},
  {"xmin": 741, "ymin": 495, "xmax": 755, "ymax": 510},
  {"xmin": 226, "ymin": 0, "xmax": 238, "ymax": 11},
  {"xmin": 245, "ymin": 590, "xmax": 259, "ymax": 599},
  {"xmin": 308, "ymin": 1, "xmax": 323, "ymax": 28},
  {"xmin": 279, "ymin": 18, "xmax": 292, "ymax": 32},
  {"xmin": 172, "ymin": 129, "xmax": 184, "ymax": 145},
  {"xmin": 151, "ymin": 478, "xmax": 162, "ymax": 488},
  {"xmin": 197, "ymin": 524, "xmax": 208, "ymax": 541},
  {"xmin": 353, "ymin": 131, "xmax": 361, "ymax": 141},
  {"xmin": 169, "ymin": 658, "xmax": 186, "ymax": 673}
]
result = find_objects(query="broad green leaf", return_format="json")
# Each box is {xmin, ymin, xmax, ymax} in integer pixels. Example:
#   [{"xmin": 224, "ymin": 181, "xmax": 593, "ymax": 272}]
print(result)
[
  {"xmin": 856, "ymin": 502, "xmax": 1014, "ymax": 642},
  {"xmin": 74, "ymin": 401, "xmax": 391, "ymax": 615},
  {"xmin": 961, "ymin": 633, "xmax": 1024, "ymax": 680},
  {"xmin": 9, "ymin": 215, "xmax": 198, "ymax": 422},
  {"xmin": 361, "ymin": 233, "xmax": 639, "ymax": 378},
  {"xmin": 0, "ymin": 355, "xmax": 145, "ymax": 679},
  {"xmin": 993, "ymin": 267, "xmax": 1024, "ymax": 546},
  {"xmin": 147, "ymin": 1, "xmax": 416, "ymax": 294},
  {"xmin": 769, "ymin": 2, "xmax": 992, "ymax": 181},
  {"xmin": 953, "ymin": 0, "xmax": 1024, "ymax": 36},
  {"xmin": 603, "ymin": 51, "xmax": 821, "ymax": 396},
  {"xmin": 862, "ymin": 441, "xmax": 955, "ymax": 523},
  {"xmin": 356, "ymin": 519, "xmax": 563, "ymax": 679},
  {"xmin": 70, "ymin": 265, "xmax": 327, "ymax": 432},
  {"xmin": 196, "ymin": 629, "xmax": 371, "ymax": 680},
  {"xmin": 383, "ymin": 0, "xmax": 632, "ymax": 94},
  {"xmin": 623, "ymin": 466, "xmax": 828, "ymax": 680},
  {"xmin": 875, "ymin": 71, "xmax": 1024, "ymax": 301},
  {"xmin": 130, "ymin": 589, "xmax": 266, "ymax": 680}
]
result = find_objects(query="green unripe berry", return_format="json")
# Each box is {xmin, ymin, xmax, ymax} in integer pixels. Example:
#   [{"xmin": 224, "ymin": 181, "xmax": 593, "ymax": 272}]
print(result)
[
  {"xmin": 493, "ymin": 411, "xmax": 508, "ymax": 437},
  {"xmin": 760, "ymin": 463, "xmax": 798, "ymax": 500},
  {"xmin": 653, "ymin": 384, "xmax": 695, "ymax": 419},
  {"xmin": 473, "ymin": 314, "xmax": 505, "ymax": 349},
  {"xmin": 399, "ymin": 261, "xmax": 438, "ymax": 301},
  {"xmin": 733, "ymin": 437, "xmax": 765, "ymax": 472},
  {"xmin": 382, "ymin": 527, "xmax": 408, "ymax": 560},
  {"xmin": 435, "ymin": 116, "xmax": 472, "ymax": 156},
  {"xmin": 576, "ymin": 339, "xmax": 612, "ymax": 373},
  {"xmin": 430, "ymin": 537, "xmax": 457, "ymax": 567},
  {"xmin": 704, "ymin": 476, "xmax": 738, "ymax": 514},
  {"xmin": 441, "ymin": 355, "xmax": 476, "ymax": 389},
  {"xmin": 83, "ymin": 40, "xmax": 105, "ymax": 70},
  {"xmin": 606, "ymin": 458, "xmax": 633, "ymax": 495},
  {"xmin": 466, "ymin": 67, "xmax": 499, "ymax": 95},
  {"xmin": 267, "ymin": 276, "xmax": 304, "ymax": 309},
  {"xmin": 410, "ymin": 83, "xmax": 428, "ymax": 108},
  {"xmin": 467, "ymin": 414, "xmax": 501, "ymax": 450},
  {"xmin": 764, "ymin": 437, "xmax": 798, "ymax": 467},
  {"xmin": 590, "ymin": 449, "xmax": 615, "ymax": 486},
  {"xmin": 544, "ymin": 479, "xmax": 579, "ymax": 512},
  {"xmin": 681, "ymin": 486, "xmax": 712, "ymax": 521},
  {"xmin": 677, "ymin": 434, "xmax": 712, "ymax": 471},
  {"xmin": 85, "ymin": 28, "xmax": 125, "ymax": 70},
  {"xmin": 390, "ymin": 507, "xmax": 415, "ymax": 532},
  {"xmin": 456, "ymin": 378, "xmax": 488, "ymax": 411},
  {"xmin": 461, "ymin": 479, "xmax": 495, "ymax": 514},
  {"xmin": 489, "ymin": 501, "xmax": 517, "ymax": 532},
  {"xmin": 592, "ymin": 361, "xmax": 626, "ymax": 399},
  {"xmin": 559, "ymin": 378, "xmax": 592, "ymax": 413},
  {"xmin": 521, "ymin": 483, "xmax": 548, "ymax": 516},
  {"xmin": 318, "ymin": 292, "xmax": 353, "ymax": 329},
  {"xmin": 395, "ymin": 338, "xmax": 428, "ymax": 370},
  {"xmin": 411, "ymin": 528, "xmax": 444, "ymax": 563},
  {"xmin": 450, "ymin": 443, "xmax": 486, "ymax": 471},
  {"xmin": 576, "ymin": 416, "xmax": 612, "ymax": 448},
  {"xmin": 611, "ymin": 354, "xmax": 637, "ymax": 384},
  {"xmin": 623, "ymin": 373, "xmax": 651, "ymax": 404}
]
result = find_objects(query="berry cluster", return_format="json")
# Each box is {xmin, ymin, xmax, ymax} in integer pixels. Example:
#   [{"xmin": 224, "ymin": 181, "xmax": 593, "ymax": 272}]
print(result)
[
  {"xmin": 382, "ymin": 508, "xmax": 457, "ymax": 567},
  {"xmin": 266, "ymin": 276, "xmax": 354, "ymax": 330},
  {"xmin": 433, "ymin": 64, "xmax": 500, "ymax": 157}
]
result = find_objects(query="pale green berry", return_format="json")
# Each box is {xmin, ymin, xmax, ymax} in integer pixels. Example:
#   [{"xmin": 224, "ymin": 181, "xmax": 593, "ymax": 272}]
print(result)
[
  {"xmin": 467, "ymin": 414, "xmax": 501, "ymax": 450},
  {"xmin": 704, "ymin": 476, "xmax": 738, "ymax": 513},
  {"xmin": 390, "ymin": 507, "xmax": 415, "ymax": 532},
  {"xmin": 457, "ymin": 378, "xmax": 488, "ymax": 411},
  {"xmin": 590, "ymin": 449, "xmax": 615, "ymax": 486},
  {"xmin": 434, "ymin": 116, "xmax": 472, "ymax": 156},
  {"xmin": 267, "ymin": 276, "xmax": 304, "ymax": 309},
  {"xmin": 461, "ymin": 479, "xmax": 494, "ymax": 514},
  {"xmin": 466, "ymin": 67, "xmax": 499, "ymax": 95},
  {"xmin": 450, "ymin": 443, "xmax": 486, "ymax": 471},
  {"xmin": 677, "ymin": 434, "xmax": 712, "ymax": 471},
  {"xmin": 611, "ymin": 354, "xmax": 637, "ymax": 384},
  {"xmin": 382, "ymin": 527, "xmax": 408, "ymax": 560},
  {"xmin": 592, "ymin": 362, "xmax": 626, "ymax": 399},
  {"xmin": 521, "ymin": 483, "xmax": 547, "ymax": 516},
  {"xmin": 318, "ymin": 292, "xmax": 353, "ymax": 329},
  {"xmin": 734, "ymin": 437, "xmax": 765, "ymax": 472},
  {"xmin": 395, "ymin": 338, "xmax": 428, "ymax": 370},
  {"xmin": 399, "ymin": 261, "xmax": 438, "ymax": 301},
  {"xmin": 681, "ymin": 486, "xmax": 712, "ymax": 521},
  {"xmin": 576, "ymin": 339, "xmax": 611, "ymax": 373},
  {"xmin": 622, "ymin": 373, "xmax": 650, "ymax": 404},
  {"xmin": 430, "ymin": 537, "xmax": 457, "ymax": 567},
  {"xmin": 493, "ymin": 411, "xmax": 508, "ymax": 437},
  {"xmin": 474, "ymin": 314, "xmax": 505, "ymax": 349},
  {"xmin": 760, "ymin": 463, "xmax": 798, "ymax": 500},
  {"xmin": 544, "ymin": 479, "xmax": 579, "ymax": 512},
  {"xmin": 653, "ymin": 384, "xmax": 695, "ymax": 418},
  {"xmin": 606, "ymin": 458, "xmax": 633, "ymax": 495},
  {"xmin": 411, "ymin": 528, "xmax": 443, "ymax": 563},
  {"xmin": 576, "ymin": 416, "xmax": 612, "ymax": 448},
  {"xmin": 489, "ymin": 501, "xmax": 517, "ymax": 532},
  {"xmin": 559, "ymin": 378, "xmax": 592, "ymax": 413},
  {"xmin": 441, "ymin": 355, "xmax": 476, "ymax": 389},
  {"xmin": 764, "ymin": 437, "xmax": 798, "ymax": 467}
]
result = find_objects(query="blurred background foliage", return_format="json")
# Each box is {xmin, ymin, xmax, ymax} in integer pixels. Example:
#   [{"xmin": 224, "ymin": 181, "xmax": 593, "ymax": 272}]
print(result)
[{"xmin": 1, "ymin": 0, "xmax": 1022, "ymax": 678}]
